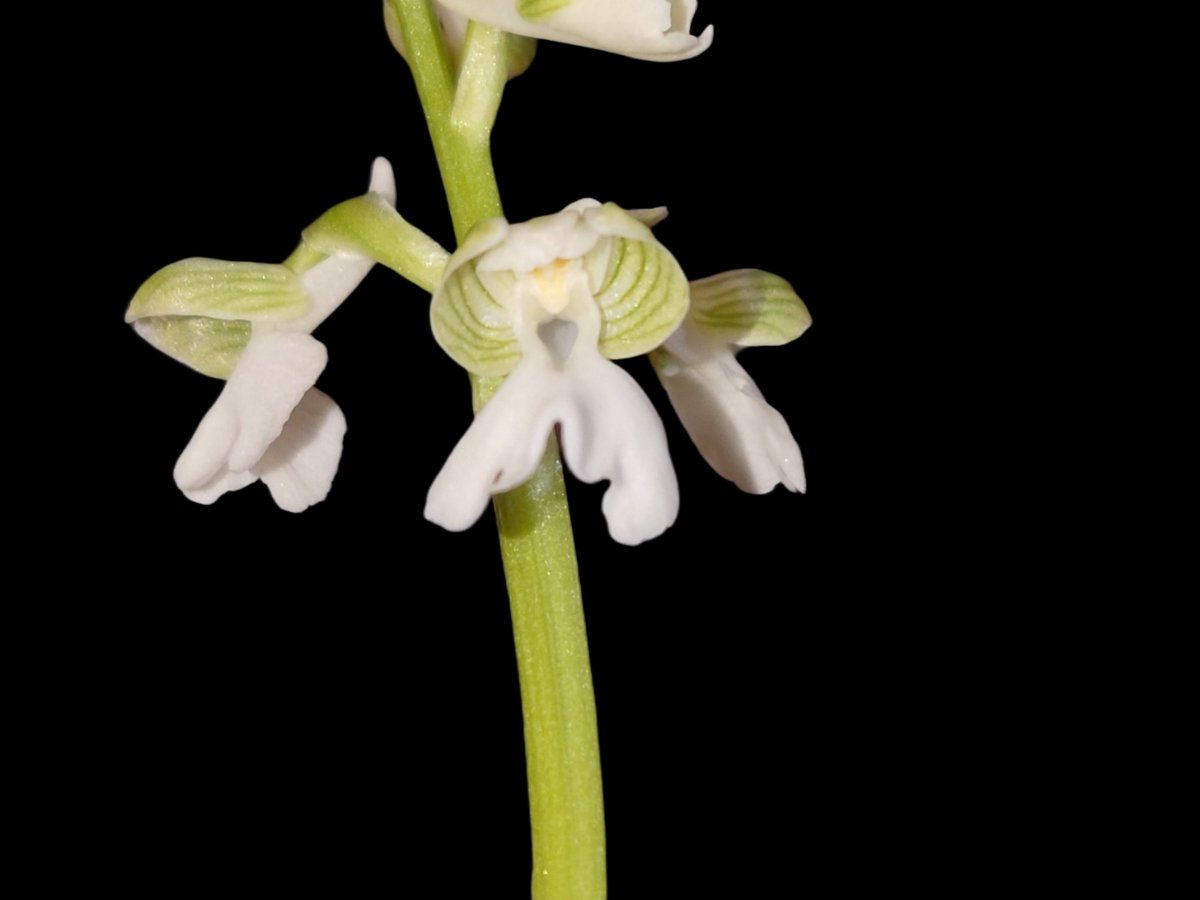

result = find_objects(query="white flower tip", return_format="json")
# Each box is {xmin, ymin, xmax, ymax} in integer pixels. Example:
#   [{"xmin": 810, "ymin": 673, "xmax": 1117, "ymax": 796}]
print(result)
[
  {"xmin": 423, "ymin": 364, "xmax": 551, "ymax": 533},
  {"xmin": 626, "ymin": 206, "xmax": 669, "ymax": 227},
  {"xmin": 173, "ymin": 396, "xmax": 238, "ymax": 493},
  {"xmin": 256, "ymin": 389, "xmax": 347, "ymax": 512},
  {"xmin": 644, "ymin": 19, "xmax": 713, "ymax": 62},
  {"xmin": 780, "ymin": 451, "xmax": 806, "ymax": 494},
  {"xmin": 369, "ymin": 157, "xmax": 397, "ymax": 206},
  {"xmin": 653, "ymin": 344, "xmax": 807, "ymax": 497},
  {"xmin": 602, "ymin": 483, "xmax": 679, "ymax": 546},
  {"xmin": 172, "ymin": 333, "xmax": 332, "ymax": 509},
  {"xmin": 423, "ymin": 490, "xmax": 490, "ymax": 534}
]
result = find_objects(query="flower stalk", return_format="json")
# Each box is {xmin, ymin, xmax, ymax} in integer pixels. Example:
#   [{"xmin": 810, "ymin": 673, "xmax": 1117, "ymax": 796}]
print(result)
[{"xmin": 388, "ymin": 1, "xmax": 606, "ymax": 896}]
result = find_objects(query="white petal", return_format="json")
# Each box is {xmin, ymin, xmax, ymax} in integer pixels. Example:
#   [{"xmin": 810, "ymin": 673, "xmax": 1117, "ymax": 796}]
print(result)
[
  {"xmin": 654, "ymin": 340, "xmax": 805, "ymax": 494},
  {"xmin": 292, "ymin": 251, "xmax": 376, "ymax": 333},
  {"xmin": 174, "ymin": 385, "xmax": 240, "ymax": 493},
  {"xmin": 439, "ymin": 0, "xmax": 712, "ymax": 61},
  {"xmin": 173, "ymin": 331, "xmax": 327, "ymax": 497},
  {"xmin": 178, "ymin": 467, "xmax": 258, "ymax": 506},
  {"xmin": 425, "ymin": 342, "xmax": 678, "ymax": 545},
  {"xmin": 253, "ymin": 388, "xmax": 347, "ymax": 513},
  {"xmin": 425, "ymin": 355, "xmax": 562, "ymax": 532},
  {"xmin": 556, "ymin": 349, "xmax": 678, "ymax": 545}
]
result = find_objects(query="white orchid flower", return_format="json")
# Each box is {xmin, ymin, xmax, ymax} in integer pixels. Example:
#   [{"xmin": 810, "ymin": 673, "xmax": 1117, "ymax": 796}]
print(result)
[
  {"xmin": 426, "ymin": 199, "xmax": 690, "ymax": 545},
  {"xmin": 651, "ymin": 269, "xmax": 812, "ymax": 494},
  {"xmin": 126, "ymin": 158, "xmax": 399, "ymax": 512},
  {"xmin": 434, "ymin": 0, "xmax": 712, "ymax": 62}
]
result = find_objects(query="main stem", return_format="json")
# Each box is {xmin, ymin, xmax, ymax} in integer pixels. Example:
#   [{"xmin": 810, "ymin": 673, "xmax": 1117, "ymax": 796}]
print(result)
[{"xmin": 389, "ymin": 3, "xmax": 606, "ymax": 897}]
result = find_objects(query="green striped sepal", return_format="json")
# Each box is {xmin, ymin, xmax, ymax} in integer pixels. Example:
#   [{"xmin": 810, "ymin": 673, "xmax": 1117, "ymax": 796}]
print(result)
[
  {"xmin": 589, "ymin": 204, "xmax": 689, "ymax": 359},
  {"xmin": 687, "ymin": 269, "xmax": 811, "ymax": 347},
  {"xmin": 429, "ymin": 201, "xmax": 690, "ymax": 376},
  {"xmin": 125, "ymin": 258, "xmax": 311, "ymax": 378}
]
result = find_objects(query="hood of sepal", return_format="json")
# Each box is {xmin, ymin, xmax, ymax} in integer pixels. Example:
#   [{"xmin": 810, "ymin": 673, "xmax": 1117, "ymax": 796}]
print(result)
[
  {"xmin": 587, "ymin": 204, "xmax": 689, "ymax": 360},
  {"xmin": 429, "ymin": 217, "xmax": 522, "ymax": 377},
  {"xmin": 430, "ymin": 202, "xmax": 690, "ymax": 375},
  {"xmin": 126, "ymin": 258, "xmax": 312, "ymax": 378},
  {"xmin": 132, "ymin": 316, "xmax": 251, "ymax": 379}
]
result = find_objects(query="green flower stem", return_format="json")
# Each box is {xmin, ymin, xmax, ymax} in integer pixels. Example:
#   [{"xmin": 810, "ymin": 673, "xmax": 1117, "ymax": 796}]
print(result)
[
  {"xmin": 387, "ymin": 2, "xmax": 606, "ymax": 897},
  {"xmin": 388, "ymin": 0, "xmax": 502, "ymax": 243}
]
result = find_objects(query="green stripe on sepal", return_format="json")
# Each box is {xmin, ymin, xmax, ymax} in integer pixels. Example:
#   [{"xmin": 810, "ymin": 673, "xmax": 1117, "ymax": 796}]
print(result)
[
  {"xmin": 301, "ymin": 193, "xmax": 449, "ymax": 293},
  {"xmin": 125, "ymin": 258, "xmax": 311, "ymax": 324},
  {"xmin": 430, "ymin": 218, "xmax": 521, "ymax": 376},
  {"xmin": 591, "ymin": 235, "xmax": 690, "ymax": 360},
  {"xmin": 518, "ymin": 0, "xmax": 571, "ymax": 23},
  {"xmin": 688, "ymin": 269, "xmax": 812, "ymax": 347},
  {"xmin": 431, "ymin": 205, "xmax": 689, "ymax": 373},
  {"xmin": 132, "ymin": 315, "xmax": 251, "ymax": 379}
]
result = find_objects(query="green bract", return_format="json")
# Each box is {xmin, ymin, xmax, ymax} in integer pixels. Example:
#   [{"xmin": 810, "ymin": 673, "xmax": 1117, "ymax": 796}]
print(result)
[{"xmin": 430, "ymin": 200, "xmax": 690, "ymax": 376}]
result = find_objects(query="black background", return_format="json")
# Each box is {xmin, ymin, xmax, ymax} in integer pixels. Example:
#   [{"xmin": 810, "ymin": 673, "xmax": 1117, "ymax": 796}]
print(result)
[{"xmin": 48, "ymin": 4, "xmax": 925, "ymax": 895}]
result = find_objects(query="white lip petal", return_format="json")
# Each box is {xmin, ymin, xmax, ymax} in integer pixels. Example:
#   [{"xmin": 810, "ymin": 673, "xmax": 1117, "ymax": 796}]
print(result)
[
  {"xmin": 254, "ymin": 388, "xmax": 347, "ymax": 513},
  {"xmin": 178, "ymin": 465, "xmax": 258, "ymax": 506},
  {"xmin": 173, "ymin": 331, "xmax": 328, "ymax": 501},
  {"xmin": 224, "ymin": 332, "xmax": 328, "ymax": 472},
  {"xmin": 655, "ymin": 346, "xmax": 805, "ymax": 494},
  {"xmin": 556, "ymin": 350, "xmax": 678, "ymax": 545},
  {"xmin": 174, "ymin": 386, "xmax": 240, "ymax": 493},
  {"xmin": 425, "ymin": 355, "xmax": 563, "ymax": 532},
  {"xmin": 426, "ymin": 340, "xmax": 678, "ymax": 545}
]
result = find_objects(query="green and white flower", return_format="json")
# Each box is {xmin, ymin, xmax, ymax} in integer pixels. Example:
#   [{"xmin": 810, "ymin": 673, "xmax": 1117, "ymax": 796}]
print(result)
[
  {"xmin": 126, "ymin": 159, "xmax": 399, "ymax": 512},
  {"xmin": 426, "ymin": 199, "xmax": 690, "ymax": 545},
  {"xmin": 651, "ymin": 269, "xmax": 811, "ymax": 493},
  {"xmin": 434, "ymin": 0, "xmax": 712, "ymax": 62}
]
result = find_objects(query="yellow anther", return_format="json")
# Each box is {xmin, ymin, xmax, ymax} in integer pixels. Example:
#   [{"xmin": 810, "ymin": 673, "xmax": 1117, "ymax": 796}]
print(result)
[{"xmin": 532, "ymin": 258, "xmax": 573, "ymax": 314}]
